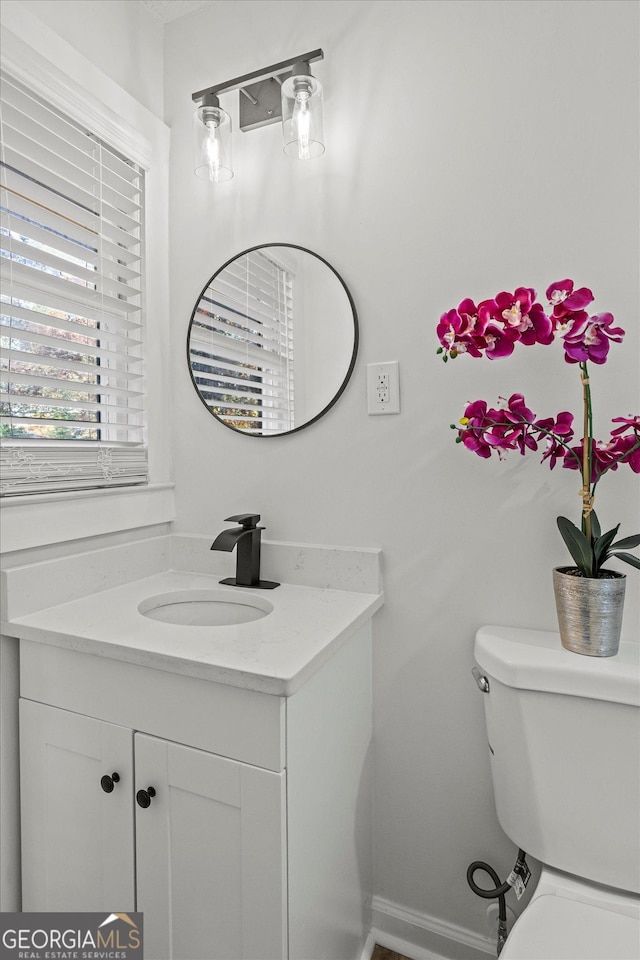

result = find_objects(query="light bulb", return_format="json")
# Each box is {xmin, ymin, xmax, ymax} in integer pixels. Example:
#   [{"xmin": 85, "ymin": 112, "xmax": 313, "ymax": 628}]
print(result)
[
  {"xmin": 291, "ymin": 86, "xmax": 312, "ymax": 160},
  {"xmin": 203, "ymin": 118, "xmax": 223, "ymax": 177},
  {"xmin": 194, "ymin": 97, "xmax": 233, "ymax": 182},
  {"xmin": 282, "ymin": 65, "xmax": 324, "ymax": 160}
]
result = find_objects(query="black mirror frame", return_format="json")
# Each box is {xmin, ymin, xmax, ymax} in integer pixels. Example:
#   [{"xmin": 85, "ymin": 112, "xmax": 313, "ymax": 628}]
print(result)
[{"xmin": 186, "ymin": 243, "xmax": 359, "ymax": 438}]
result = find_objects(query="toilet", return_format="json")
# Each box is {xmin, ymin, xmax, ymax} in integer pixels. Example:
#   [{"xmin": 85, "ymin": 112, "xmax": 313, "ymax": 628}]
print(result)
[{"xmin": 474, "ymin": 625, "xmax": 640, "ymax": 960}]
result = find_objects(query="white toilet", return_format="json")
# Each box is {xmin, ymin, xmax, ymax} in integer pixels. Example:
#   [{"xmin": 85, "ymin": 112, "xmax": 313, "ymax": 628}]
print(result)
[{"xmin": 474, "ymin": 625, "xmax": 640, "ymax": 960}]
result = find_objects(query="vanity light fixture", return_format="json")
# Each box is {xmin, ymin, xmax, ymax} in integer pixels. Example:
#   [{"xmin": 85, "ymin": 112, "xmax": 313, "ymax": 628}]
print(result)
[{"xmin": 192, "ymin": 49, "xmax": 324, "ymax": 182}]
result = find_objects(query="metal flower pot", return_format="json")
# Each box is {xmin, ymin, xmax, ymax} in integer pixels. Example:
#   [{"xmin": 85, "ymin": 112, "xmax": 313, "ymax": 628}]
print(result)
[{"xmin": 553, "ymin": 566, "xmax": 626, "ymax": 657}]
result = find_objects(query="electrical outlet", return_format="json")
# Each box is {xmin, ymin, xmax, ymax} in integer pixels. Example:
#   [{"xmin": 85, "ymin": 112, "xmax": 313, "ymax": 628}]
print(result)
[{"xmin": 367, "ymin": 361, "xmax": 400, "ymax": 415}]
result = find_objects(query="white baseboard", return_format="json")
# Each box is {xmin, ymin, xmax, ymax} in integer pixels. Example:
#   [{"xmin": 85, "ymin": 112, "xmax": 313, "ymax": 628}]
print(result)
[
  {"xmin": 371, "ymin": 895, "xmax": 496, "ymax": 960},
  {"xmin": 360, "ymin": 931, "xmax": 377, "ymax": 960}
]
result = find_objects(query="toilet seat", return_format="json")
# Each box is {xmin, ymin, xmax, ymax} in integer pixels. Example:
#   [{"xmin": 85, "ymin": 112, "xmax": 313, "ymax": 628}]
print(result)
[
  {"xmin": 501, "ymin": 892, "xmax": 640, "ymax": 959},
  {"xmin": 500, "ymin": 869, "xmax": 640, "ymax": 960}
]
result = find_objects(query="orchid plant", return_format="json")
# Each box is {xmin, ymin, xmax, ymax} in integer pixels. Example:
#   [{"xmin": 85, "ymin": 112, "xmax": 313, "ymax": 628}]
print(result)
[{"xmin": 436, "ymin": 279, "xmax": 640, "ymax": 578}]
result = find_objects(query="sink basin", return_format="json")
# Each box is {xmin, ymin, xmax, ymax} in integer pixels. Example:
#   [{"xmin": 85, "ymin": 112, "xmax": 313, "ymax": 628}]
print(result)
[{"xmin": 138, "ymin": 589, "xmax": 273, "ymax": 626}]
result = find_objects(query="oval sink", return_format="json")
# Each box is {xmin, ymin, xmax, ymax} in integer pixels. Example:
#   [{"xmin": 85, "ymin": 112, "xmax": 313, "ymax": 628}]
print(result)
[{"xmin": 138, "ymin": 589, "xmax": 273, "ymax": 626}]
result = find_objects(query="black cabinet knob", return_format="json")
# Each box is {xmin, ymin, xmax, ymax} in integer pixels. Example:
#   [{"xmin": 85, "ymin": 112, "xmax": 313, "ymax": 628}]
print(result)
[
  {"xmin": 136, "ymin": 786, "xmax": 156, "ymax": 809},
  {"xmin": 100, "ymin": 772, "xmax": 120, "ymax": 793}
]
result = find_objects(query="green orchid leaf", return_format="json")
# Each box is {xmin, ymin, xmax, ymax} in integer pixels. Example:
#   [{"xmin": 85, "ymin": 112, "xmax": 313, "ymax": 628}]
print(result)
[
  {"xmin": 612, "ymin": 551, "xmax": 640, "ymax": 570},
  {"xmin": 612, "ymin": 534, "xmax": 640, "ymax": 550},
  {"xmin": 590, "ymin": 511, "xmax": 601, "ymax": 540},
  {"xmin": 594, "ymin": 525, "xmax": 620, "ymax": 566},
  {"xmin": 557, "ymin": 516, "xmax": 594, "ymax": 577}
]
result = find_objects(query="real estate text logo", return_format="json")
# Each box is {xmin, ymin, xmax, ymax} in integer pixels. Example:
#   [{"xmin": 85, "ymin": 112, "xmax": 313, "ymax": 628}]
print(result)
[{"xmin": 0, "ymin": 913, "xmax": 143, "ymax": 960}]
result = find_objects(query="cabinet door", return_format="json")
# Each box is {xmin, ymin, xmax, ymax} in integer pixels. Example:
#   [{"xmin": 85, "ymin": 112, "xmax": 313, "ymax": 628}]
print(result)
[
  {"xmin": 135, "ymin": 734, "xmax": 287, "ymax": 960},
  {"xmin": 20, "ymin": 699, "xmax": 135, "ymax": 911}
]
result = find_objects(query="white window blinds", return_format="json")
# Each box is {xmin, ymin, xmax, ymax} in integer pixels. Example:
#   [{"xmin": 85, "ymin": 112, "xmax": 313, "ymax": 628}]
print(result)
[
  {"xmin": 189, "ymin": 249, "xmax": 295, "ymax": 435},
  {"xmin": 0, "ymin": 70, "xmax": 147, "ymax": 496}
]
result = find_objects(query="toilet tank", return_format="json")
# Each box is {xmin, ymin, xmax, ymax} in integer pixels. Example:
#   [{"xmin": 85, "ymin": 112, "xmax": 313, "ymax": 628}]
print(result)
[{"xmin": 474, "ymin": 626, "xmax": 640, "ymax": 894}]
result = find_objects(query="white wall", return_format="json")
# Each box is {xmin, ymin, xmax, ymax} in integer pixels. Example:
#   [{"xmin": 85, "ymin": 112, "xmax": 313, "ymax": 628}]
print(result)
[
  {"xmin": 164, "ymin": 0, "xmax": 639, "ymax": 946},
  {"xmin": 15, "ymin": 0, "xmax": 164, "ymax": 117}
]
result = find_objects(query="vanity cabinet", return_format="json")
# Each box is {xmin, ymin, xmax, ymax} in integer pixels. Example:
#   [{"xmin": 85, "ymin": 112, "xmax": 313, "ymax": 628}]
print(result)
[
  {"xmin": 18, "ymin": 621, "xmax": 372, "ymax": 960},
  {"xmin": 20, "ymin": 701, "xmax": 286, "ymax": 960}
]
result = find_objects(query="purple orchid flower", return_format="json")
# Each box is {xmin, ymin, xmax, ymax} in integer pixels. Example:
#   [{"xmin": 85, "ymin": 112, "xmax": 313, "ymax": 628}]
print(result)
[
  {"xmin": 561, "ymin": 312, "xmax": 626, "ymax": 364},
  {"xmin": 438, "ymin": 278, "xmax": 639, "ymax": 578},
  {"xmin": 610, "ymin": 417, "xmax": 640, "ymax": 472},
  {"xmin": 545, "ymin": 279, "xmax": 594, "ymax": 318}
]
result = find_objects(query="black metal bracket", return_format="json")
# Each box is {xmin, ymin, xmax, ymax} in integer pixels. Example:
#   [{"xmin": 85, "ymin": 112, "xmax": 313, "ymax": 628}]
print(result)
[
  {"xmin": 192, "ymin": 49, "xmax": 323, "ymax": 102},
  {"xmin": 192, "ymin": 50, "xmax": 324, "ymax": 132}
]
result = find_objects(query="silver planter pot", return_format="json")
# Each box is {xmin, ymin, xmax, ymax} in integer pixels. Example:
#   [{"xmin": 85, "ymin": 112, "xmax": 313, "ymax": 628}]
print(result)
[{"xmin": 553, "ymin": 566, "xmax": 626, "ymax": 657}]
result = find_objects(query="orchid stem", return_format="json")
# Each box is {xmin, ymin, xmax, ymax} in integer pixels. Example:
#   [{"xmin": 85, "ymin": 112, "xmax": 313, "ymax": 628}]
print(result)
[{"xmin": 580, "ymin": 363, "xmax": 593, "ymax": 541}]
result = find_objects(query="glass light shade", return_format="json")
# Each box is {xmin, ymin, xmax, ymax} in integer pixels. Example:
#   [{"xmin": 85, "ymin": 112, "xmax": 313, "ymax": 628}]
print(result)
[
  {"xmin": 281, "ymin": 73, "xmax": 324, "ymax": 160},
  {"xmin": 194, "ymin": 102, "xmax": 233, "ymax": 182}
]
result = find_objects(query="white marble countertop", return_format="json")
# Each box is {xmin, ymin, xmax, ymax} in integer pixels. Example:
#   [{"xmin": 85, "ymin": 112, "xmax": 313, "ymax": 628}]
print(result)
[{"xmin": 3, "ymin": 569, "xmax": 383, "ymax": 696}]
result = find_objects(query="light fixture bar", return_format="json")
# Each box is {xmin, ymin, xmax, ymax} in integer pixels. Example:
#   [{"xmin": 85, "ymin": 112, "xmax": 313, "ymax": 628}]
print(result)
[{"xmin": 191, "ymin": 49, "xmax": 324, "ymax": 103}]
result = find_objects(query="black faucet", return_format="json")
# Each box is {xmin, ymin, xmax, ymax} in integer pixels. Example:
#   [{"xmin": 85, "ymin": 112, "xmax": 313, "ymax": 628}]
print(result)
[{"xmin": 210, "ymin": 514, "xmax": 279, "ymax": 589}]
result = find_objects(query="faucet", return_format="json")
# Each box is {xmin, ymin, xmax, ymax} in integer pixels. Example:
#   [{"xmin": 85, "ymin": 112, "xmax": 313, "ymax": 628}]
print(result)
[{"xmin": 210, "ymin": 514, "xmax": 279, "ymax": 589}]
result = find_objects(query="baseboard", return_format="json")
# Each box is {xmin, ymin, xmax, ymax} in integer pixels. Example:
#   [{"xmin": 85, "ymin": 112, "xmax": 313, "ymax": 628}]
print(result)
[
  {"xmin": 360, "ymin": 931, "xmax": 377, "ymax": 960},
  {"xmin": 371, "ymin": 895, "xmax": 496, "ymax": 960}
]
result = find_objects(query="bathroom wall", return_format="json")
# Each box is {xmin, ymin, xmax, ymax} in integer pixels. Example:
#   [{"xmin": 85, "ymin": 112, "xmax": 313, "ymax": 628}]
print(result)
[
  {"xmin": 164, "ymin": 0, "xmax": 639, "ymax": 949},
  {"xmin": 14, "ymin": 0, "xmax": 164, "ymax": 117}
]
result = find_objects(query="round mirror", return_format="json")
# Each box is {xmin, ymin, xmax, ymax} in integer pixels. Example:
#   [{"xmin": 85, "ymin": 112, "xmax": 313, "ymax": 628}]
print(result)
[{"xmin": 187, "ymin": 244, "xmax": 358, "ymax": 436}]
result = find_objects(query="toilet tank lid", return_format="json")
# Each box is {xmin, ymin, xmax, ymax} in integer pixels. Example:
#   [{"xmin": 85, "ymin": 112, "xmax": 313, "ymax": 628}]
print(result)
[{"xmin": 475, "ymin": 626, "xmax": 640, "ymax": 706}]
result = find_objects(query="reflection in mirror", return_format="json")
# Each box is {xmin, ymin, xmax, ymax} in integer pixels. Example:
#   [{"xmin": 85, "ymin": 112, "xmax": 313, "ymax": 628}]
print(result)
[{"xmin": 187, "ymin": 244, "xmax": 358, "ymax": 436}]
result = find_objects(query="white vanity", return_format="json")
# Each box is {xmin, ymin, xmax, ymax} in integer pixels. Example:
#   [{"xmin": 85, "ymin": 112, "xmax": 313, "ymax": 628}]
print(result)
[{"xmin": 1, "ymin": 535, "xmax": 382, "ymax": 960}]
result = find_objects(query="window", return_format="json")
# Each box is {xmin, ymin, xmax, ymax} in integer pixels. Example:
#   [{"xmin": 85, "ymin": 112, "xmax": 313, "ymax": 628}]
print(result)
[
  {"xmin": 189, "ymin": 249, "xmax": 295, "ymax": 435},
  {"xmin": 0, "ymin": 70, "xmax": 147, "ymax": 495}
]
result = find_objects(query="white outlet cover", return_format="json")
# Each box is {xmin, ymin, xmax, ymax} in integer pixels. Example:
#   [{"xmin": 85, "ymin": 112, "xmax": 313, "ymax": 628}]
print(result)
[{"xmin": 366, "ymin": 361, "xmax": 400, "ymax": 415}]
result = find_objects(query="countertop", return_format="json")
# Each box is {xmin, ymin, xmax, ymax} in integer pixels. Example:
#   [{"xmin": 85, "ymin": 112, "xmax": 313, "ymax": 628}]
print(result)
[{"xmin": 3, "ymin": 569, "xmax": 383, "ymax": 696}]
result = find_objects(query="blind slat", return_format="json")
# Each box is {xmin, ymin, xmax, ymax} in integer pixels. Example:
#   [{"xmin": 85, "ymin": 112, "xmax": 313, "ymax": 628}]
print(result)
[
  {"xmin": 0, "ymin": 368, "xmax": 143, "ymax": 400},
  {"xmin": 2, "ymin": 280, "xmax": 141, "ymax": 332},
  {"xmin": 1, "ymin": 260, "xmax": 142, "ymax": 316},
  {"xmin": 1, "ymin": 302, "xmax": 142, "ymax": 350},
  {"xmin": 2, "ymin": 233, "xmax": 141, "ymax": 302},
  {"xmin": 2, "ymin": 345, "xmax": 143, "ymax": 383},
  {"xmin": 193, "ymin": 311, "xmax": 288, "ymax": 351},
  {"xmin": 0, "ymin": 165, "xmax": 141, "ymax": 253},
  {"xmin": 191, "ymin": 366, "xmax": 289, "ymax": 394},
  {"xmin": 1, "ymin": 74, "xmax": 142, "ymax": 186},
  {"xmin": 2, "ymin": 120, "xmax": 142, "ymax": 219},
  {"xmin": 1, "ymin": 324, "xmax": 142, "ymax": 366},
  {"xmin": 1, "ymin": 184, "xmax": 142, "ymax": 265},
  {"xmin": 189, "ymin": 335, "xmax": 288, "ymax": 376},
  {"xmin": 1, "ymin": 413, "xmax": 143, "ymax": 431},
  {"xmin": 207, "ymin": 277, "xmax": 293, "ymax": 317},
  {"xmin": 0, "ymin": 390, "xmax": 144, "ymax": 418},
  {"xmin": 1, "ymin": 141, "xmax": 142, "ymax": 234},
  {"xmin": 0, "ymin": 208, "xmax": 142, "ymax": 283}
]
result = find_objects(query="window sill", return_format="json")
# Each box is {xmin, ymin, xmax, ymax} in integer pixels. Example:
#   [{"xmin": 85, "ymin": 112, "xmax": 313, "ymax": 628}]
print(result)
[{"xmin": 0, "ymin": 483, "xmax": 176, "ymax": 554}]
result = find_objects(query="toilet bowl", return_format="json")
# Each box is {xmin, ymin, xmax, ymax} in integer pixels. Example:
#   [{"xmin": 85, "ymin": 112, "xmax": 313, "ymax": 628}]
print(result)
[{"xmin": 474, "ymin": 626, "xmax": 640, "ymax": 960}]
